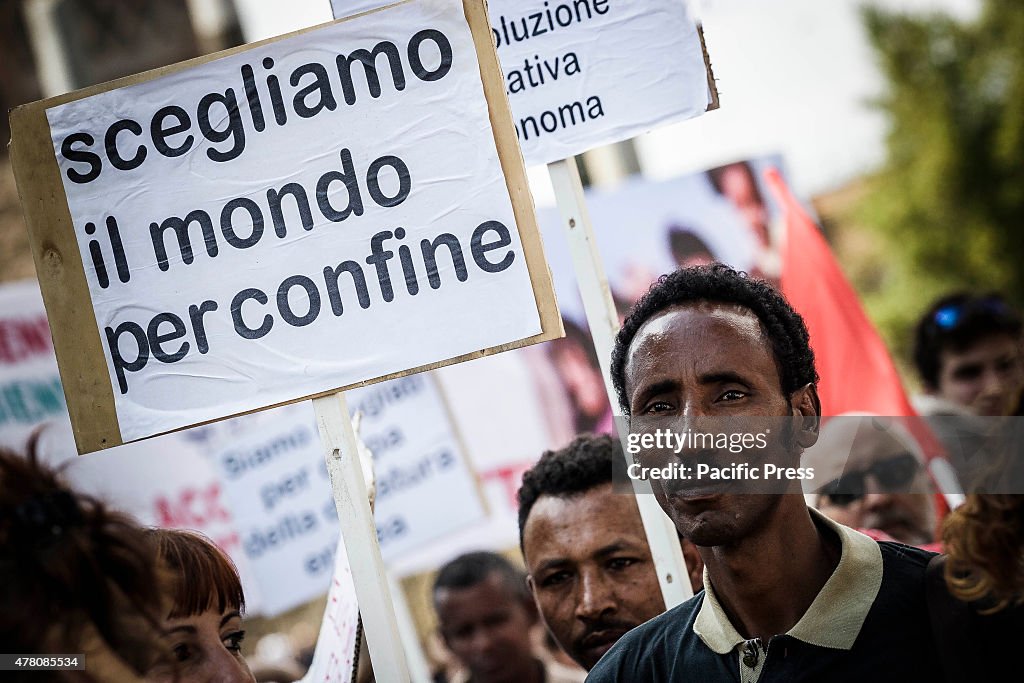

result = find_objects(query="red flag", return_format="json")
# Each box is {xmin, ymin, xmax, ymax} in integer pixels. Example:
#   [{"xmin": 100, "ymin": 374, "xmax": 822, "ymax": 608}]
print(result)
[
  {"xmin": 765, "ymin": 167, "xmax": 916, "ymax": 418},
  {"xmin": 764, "ymin": 167, "xmax": 952, "ymax": 524}
]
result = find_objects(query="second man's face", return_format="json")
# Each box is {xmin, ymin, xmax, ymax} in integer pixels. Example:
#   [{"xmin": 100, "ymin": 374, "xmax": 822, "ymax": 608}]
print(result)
[{"xmin": 522, "ymin": 483, "xmax": 665, "ymax": 671}]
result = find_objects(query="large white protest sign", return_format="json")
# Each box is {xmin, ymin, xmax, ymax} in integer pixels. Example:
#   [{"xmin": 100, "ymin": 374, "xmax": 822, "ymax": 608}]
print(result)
[
  {"xmin": 0, "ymin": 281, "xmax": 66, "ymax": 453},
  {"xmin": 332, "ymin": 0, "xmax": 715, "ymax": 165},
  {"xmin": 12, "ymin": 0, "xmax": 560, "ymax": 453}
]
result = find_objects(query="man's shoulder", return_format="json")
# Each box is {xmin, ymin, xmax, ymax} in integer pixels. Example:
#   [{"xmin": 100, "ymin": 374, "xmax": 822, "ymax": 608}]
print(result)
[
  {"xmin": 622, "ymin": 589, "xmax": 704, "ymax": 641},
  {"xmin": 857, "ymin": 540, "xmax": 938, "ymax": 651},
  {"xmin": 586, "ymin": 592, "xmax": 706, "ymax": 681},
  {"xmin": 878, "ymin": 539, "xmax": 937, "ymax": 561},
  {"xmin": 877, "ymin": 540, "xmax": 937, "ymax": 580}
]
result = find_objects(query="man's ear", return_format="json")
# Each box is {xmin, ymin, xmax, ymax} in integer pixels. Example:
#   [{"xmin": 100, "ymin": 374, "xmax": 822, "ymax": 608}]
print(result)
[{"xmin": 790, "ymin": 383, "xmax": 820, "ymax": 449}]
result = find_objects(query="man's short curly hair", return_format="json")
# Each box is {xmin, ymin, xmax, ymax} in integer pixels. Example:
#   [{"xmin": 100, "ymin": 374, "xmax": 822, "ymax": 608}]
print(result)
[
  {"xmin": 609, "ymin": 264, "xmax": 818, "ymax": 414},
  {"xmin": 517, "ymin": 434, "xmax": 619, "ymax": 551}
]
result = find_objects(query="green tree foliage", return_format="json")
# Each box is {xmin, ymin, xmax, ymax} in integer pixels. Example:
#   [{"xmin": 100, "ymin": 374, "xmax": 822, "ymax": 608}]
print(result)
[{"xmin": 857, "ymin": 0, "xmax": 1024, "ymax": 359}]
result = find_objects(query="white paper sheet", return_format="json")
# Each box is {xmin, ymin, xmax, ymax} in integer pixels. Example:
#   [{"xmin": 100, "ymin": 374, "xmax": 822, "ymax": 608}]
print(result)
[{"xmin": 46, "ymin": 0, "xmax": 542, "ymax": 443}]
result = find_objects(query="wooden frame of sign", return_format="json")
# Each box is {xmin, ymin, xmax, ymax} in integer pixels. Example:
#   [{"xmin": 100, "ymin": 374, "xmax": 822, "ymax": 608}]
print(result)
[{"xmin": 10, "ymin": 0, "xmax": 562, "ymax": 454}]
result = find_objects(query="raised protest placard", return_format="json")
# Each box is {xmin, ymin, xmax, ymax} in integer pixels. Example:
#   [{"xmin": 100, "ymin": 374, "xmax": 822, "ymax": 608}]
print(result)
[
  {"xmin": 205, "ymin": 403, "xmax": 345, "ymax": 616},
  {"xmin": 11, "ymin": 0, "xmax": 560, "ymax": 453},
  {"xmin": 332, "ymin": 0, "xmax": 716, "ymax": 165},
  {"xmin": 203, "ymin": 375, "xmax": 484, "ymax": 614},
  {"xmin": 0, "ymin": 281, "xmax": 66, "ymax": 453}
]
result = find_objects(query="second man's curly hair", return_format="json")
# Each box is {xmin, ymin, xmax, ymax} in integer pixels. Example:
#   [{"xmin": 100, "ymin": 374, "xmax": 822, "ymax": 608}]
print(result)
[{"xmin": 517, "ymin": 434, "xmax": 620, "ymax": 550}]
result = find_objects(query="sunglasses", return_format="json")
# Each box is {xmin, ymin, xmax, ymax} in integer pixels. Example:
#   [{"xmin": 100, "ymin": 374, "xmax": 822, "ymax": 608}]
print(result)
[
  {"xmin": 932, "ymin": 297, "xmax": 1011, "ymax": 330},
  {"xmin": 819, "ymin": 453, "xmax": 921, "ymax": 507}
]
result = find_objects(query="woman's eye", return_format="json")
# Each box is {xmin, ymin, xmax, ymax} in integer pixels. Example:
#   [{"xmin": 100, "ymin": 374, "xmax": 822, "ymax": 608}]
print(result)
[
  {"xmin": 172, "ymin": 643, "xmax": 193, "ymax": 662},
  {"xmin": 224, "ymin": 630, "xmax": 246, "ymax": 653}
]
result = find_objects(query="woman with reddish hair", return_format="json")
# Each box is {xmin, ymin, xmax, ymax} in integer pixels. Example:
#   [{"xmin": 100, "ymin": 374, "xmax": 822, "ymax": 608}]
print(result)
[
  {"xmin": 929, "ymin": 471, "xmax": 1024, "ymax": 681},
  {"xmin": 943, "ymin": 494, "xmax": 1024, "ymax": 611},
  {"xmin": 146, "ymin": 529, "xmax": 257, "ymax": 683}
]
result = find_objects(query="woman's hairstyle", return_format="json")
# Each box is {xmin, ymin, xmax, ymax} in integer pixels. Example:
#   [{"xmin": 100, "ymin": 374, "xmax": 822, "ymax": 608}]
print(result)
[
  {"xmin": 0, "ymin": 446, "xmax": 167, "ymax": 681},
  {"xmin": 149, "ymin": 528, "xmax": 245, "ymax": 619},
  {"xmin": 943, "ymin": 493, "xmax": 1024, "ymax": 611}
]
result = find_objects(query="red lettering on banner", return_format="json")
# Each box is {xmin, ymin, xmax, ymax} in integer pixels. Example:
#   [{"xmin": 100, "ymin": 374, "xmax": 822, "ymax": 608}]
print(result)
[
  {"xmin": 213, "ymin": 531, "xmax": 242, "ymax": 554},
  {"xmin": 478, "ymin": 462, "xmax": 533, "ymax": 509},
  {"xmin": 324, "ymin": 652, "xmax": 342, "ymax": 682},
  {"xmin": 154, "ymin": 482, "xmax": 232, "ymax": 528},
  {"xmin": 0, "ymin": 317, "xmax": 53, "ymax": 364}
]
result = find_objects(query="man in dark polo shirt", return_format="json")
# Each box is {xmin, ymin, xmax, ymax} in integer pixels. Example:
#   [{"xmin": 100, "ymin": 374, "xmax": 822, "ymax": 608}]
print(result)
[{"xmin": 587, "ymin": 265, "xmax": 941, "ymax": 682}]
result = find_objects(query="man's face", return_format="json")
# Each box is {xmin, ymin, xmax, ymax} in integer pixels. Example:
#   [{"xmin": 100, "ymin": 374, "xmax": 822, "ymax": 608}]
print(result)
[
  {"xmin": 808, "ymin": 419, "xmax": 936, "ymax": 546},
  {"xmin": 434, "ymin": 573, "xmax": 537, "ymax": 683},
  {"xmin": 522, "ymin": 483, "xmax": 664, "ymax": 670},
  {"xmin": 623, "ymin": 302, "xmax": 817, "ymax": 546},
  {"xmin": 935, "ymin": 333, "xmax": 1023, "ymax": 416}
]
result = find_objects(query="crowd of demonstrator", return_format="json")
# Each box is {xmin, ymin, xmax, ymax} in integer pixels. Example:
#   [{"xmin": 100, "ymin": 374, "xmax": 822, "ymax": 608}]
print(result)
[
  {"xmin": 428, "ymin": 270, "xmax": 1024, "ymax": 683},
  {"xmin": 2, "ymin": 267, "xmax": 1021, "ymax": 682}
]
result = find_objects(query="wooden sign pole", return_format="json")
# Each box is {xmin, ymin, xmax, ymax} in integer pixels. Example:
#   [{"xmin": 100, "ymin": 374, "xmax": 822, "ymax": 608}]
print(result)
[
  {"xmin": 314, "ymin": 391, "xmax": 412, "ymax": 681},
  {"xmin": 547, "ymin": 158, "xmax": 693, "ymax": 608}
]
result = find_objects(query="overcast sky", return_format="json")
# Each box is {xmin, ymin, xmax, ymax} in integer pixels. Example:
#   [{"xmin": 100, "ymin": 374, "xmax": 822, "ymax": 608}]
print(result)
[
  {"xmin": 233, "ymin": 0, "xmax": 979, "ymax": 199},
  {"xmin": 638, "ymin": 0, "xmax": 979, "ymax": 197}
]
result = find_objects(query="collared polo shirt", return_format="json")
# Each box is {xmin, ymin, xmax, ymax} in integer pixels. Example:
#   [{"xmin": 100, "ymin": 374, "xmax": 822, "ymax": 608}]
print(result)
[{"xmin": 586, "ymin": 508, "xmax": 940, "ymax": 682}]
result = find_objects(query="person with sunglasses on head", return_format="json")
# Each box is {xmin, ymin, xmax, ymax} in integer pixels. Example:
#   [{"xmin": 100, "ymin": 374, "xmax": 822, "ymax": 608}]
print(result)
[
  {"xmin": 803, "ymin": 415, "xmax": 939, "ymax": 548},
  {"xmin": 913, "ymin": 293, "xmax": 1023, "ymax": 418},
  {"xmin": 912, "ymin": 293, "xmax": 1023, "ymax": 493}
]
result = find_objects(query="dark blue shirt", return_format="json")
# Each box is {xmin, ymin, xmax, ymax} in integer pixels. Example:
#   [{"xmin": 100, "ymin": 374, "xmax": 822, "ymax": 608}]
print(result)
[{"xmin": 587, "ymin": 517, "xmax": 940, "ymax": 682}]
